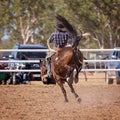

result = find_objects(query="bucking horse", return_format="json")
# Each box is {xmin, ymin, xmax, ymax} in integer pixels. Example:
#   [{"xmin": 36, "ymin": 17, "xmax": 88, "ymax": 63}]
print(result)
[{"xmin": 40, "ymin": 14, "xmax": 84, "ymax": 102}]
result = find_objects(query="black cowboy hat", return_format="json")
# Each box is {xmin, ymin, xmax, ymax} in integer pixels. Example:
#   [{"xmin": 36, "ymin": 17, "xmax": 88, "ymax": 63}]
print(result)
[
  {"xmin": 57, "ymin": 22, "xmax": 65, "ymax": 29},
  {"xmin": 56, "ymin": 22, "xmax": 67, "ymax": 31}
]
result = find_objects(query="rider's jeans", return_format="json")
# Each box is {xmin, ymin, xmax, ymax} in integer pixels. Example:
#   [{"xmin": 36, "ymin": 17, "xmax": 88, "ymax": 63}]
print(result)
[{"xmin": 46, "ymin": 60, "xmax": 51, "ymax": 77}]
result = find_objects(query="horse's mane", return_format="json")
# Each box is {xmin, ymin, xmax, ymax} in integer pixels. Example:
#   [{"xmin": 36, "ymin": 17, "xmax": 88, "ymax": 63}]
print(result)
[{"xmin": 56, "ymin": 14, "xmax": 82, "ymax": 50}]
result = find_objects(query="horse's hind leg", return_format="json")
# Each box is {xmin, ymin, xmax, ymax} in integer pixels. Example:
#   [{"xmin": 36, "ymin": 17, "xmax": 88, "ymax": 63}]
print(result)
[
  {"xmin": 57, "ymin": 81, "xmax": 68, "ymax": 102},
  {"xmin": 67, "ymin": 82, "xmax": 81, "ymax": 102}
]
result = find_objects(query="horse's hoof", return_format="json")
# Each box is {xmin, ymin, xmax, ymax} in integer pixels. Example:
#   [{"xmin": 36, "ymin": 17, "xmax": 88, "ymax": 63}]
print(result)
[
  {"xmin": 77, "ymin": 97, "xmax": 81, "ymax": 103},
  {"xmin": 74, "ymin": 78, "xmax": 79, "ymax": 83},
  {"xmin": 64, "ymin": 99, "xmax": 69, "ymax": 103}
]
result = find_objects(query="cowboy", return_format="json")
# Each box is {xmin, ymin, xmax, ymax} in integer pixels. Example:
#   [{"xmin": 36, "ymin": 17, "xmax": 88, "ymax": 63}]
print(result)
[{"xmin": 46, "ymin": 22, "xmax": 72, "ymax": 78}]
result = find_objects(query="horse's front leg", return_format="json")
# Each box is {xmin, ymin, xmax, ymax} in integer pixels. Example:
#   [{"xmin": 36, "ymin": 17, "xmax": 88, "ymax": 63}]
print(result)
[{"xmin": 57, "ymin": 80, "xmax": 68, "ymax": 102}]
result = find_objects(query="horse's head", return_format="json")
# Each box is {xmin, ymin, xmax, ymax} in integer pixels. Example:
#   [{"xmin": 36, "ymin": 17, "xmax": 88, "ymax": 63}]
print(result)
[
  {"xmin": 40, "ymin": 60, "xmax": 47, "ymax": 76},
  {"xmin": 39, "ymin": 59, "xmax": 56, "ymax": 84}
]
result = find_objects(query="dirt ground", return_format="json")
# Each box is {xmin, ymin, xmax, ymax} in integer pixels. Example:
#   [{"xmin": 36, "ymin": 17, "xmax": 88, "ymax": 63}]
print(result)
[{"xmin": 0, "ymin": 72, "xmax": 120, "ymax": 120}]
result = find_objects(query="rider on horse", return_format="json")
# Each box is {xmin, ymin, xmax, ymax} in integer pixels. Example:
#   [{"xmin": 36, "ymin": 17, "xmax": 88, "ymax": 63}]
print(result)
[{"xmin": 46, "ymin": 22, "xmax": 73, "ymax": 78}]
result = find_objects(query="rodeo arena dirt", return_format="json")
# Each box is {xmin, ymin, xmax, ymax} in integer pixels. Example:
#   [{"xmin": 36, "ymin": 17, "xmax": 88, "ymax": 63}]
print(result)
[{"xmin": 0, "ymin": 72, "xmax": 120, "ymax": 120}]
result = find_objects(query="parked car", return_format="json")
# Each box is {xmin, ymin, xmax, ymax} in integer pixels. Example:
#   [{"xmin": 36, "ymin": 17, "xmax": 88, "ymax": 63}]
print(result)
[
  {"xmin": 105, "ymin": 47, "xmax": 120, "ymax": 84},
  {"xmin": 8, "ymin": 44, "xmax": 48, "ymax": 82}
]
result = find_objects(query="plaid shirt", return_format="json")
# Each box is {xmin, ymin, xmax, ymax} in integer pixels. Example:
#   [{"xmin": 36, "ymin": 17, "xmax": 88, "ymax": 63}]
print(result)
[{"xmin": 48, "ymin": 31, "xmax": 72, "ymax": 48}]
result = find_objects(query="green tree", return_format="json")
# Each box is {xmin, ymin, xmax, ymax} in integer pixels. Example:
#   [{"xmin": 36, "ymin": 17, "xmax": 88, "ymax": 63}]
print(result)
[
  {"xmin": 65, "ymin": 0, "xmax": 120, "ymax": 48},
  {"xmin": 0, "ymin": 0, "xmax": 119, "ymax": 49}
]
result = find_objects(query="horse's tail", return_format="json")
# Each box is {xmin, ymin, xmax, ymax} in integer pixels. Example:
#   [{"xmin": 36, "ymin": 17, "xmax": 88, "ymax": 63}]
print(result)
[
  {"xmin": 56, "ymin": 14, "xmax": 82, "ymax": 50},
  {"xmin": 72, "ymin": 31, "xmax": 82, "ymax": 50}
]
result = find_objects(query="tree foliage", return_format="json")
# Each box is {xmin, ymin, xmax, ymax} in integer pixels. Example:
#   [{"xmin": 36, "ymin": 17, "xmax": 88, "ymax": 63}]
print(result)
[{"xmin": 0, "ymin": 0, "xmax": 119, "ymax": 49}]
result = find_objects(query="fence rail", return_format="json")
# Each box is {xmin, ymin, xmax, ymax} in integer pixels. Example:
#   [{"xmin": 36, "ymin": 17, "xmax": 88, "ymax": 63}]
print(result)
[
  {"xmin": 0, "ymin": 48, "xmax": 120, "ymax": 52},
  {"xmin": 0, "ymin": 69, "xmax": 120, "ymax": 72},
  {"xmin": 0, "ymin": 49, "xmax": 120, "ymax": 72},
  {"xmin": 1, "ymin": 59, "xmax": 120, "ymax": 63}
]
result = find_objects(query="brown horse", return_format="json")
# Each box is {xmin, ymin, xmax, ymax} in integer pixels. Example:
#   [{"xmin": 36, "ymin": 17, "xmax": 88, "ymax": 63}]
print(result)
[
  {"xmin": 40, "ymin": 14, "xmax": 84, "ymax": 102},
  {"xmin": 40, "ymin": 46, "xmax": 83, "ymax": 102},
  {"xmin": 52, "ymin": 47, "xmax": 83, "ymax": 102}
]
